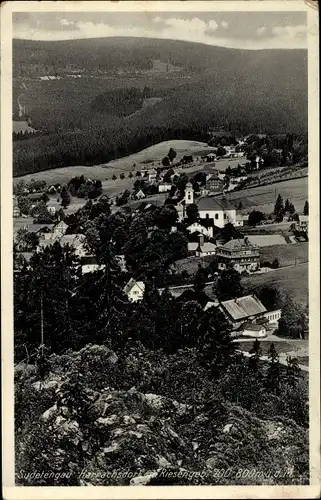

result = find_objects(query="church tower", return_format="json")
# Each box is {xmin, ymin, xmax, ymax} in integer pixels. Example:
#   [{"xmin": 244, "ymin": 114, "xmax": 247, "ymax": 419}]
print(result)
[{"xmin": 185, "ymin": 182, "xmax": 194, "ymax": 205}]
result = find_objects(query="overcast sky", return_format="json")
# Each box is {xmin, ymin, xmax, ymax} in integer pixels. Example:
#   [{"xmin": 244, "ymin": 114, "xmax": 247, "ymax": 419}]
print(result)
[{"xmin": 13, "ymin": 11, "xmax": 307, "ymax": 50}]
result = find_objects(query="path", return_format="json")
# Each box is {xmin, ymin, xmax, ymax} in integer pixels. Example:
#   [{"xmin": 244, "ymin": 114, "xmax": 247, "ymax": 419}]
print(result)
[{"xmin": 238, "ymin": 350, "xmax": 308, "ymax": 372}]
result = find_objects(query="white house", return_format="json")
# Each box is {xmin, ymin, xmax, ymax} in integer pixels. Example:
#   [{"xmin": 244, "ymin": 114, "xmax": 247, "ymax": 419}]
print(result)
[
  {"xmin": 196, "ymin": 196, "xmax": 237, "ymax": 228},
  {"xmin": 47, "ymin": 205, "xmax": 56, "ymax": 216},
  {"xmin": 186, "ymin": 221, "xmax": 214, "ymax": 239},
  {"xmin": 136, "ymin": 190, "xmax": 146, "ymax": 200},
  {"xmin": 148, "ymin": 169, "xmax": 158, "ymax": 183},
  {"xmin": 158, "ymin": 182, "xmax": 172, "ymax": 193},
  {"xmin": 52, "ymin": 220, "xmax": 68, "ymax": 237},
  {"xmin": 195, "ymin": 235, "xmax": 216, "ymax": 257},
  {"xmin": 124, "ymin": 278, "xmax": 145, "ymax": 302},
  {"xmin": 241, "ymin": 323, "xmax": 267, "ymax": 338}
]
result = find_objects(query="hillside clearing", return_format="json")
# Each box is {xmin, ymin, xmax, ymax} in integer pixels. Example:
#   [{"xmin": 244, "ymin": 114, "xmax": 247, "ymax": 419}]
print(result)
[
  {"xmin": 222, "ymin": 176, "xmax": 308, "ymax": 214},
  {"xmin": 242, "ymin": 263, "xmax": 308, "ymax": 304},
  {"xmin": 259, "ymin": 243, "xmax": 308, "ymax": 267}
]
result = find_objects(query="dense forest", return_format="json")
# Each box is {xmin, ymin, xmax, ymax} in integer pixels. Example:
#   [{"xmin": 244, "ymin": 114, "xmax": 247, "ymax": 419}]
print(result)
[{"xmin": 13, "ymin": 37, "xmax": 307, "ymax": 177}]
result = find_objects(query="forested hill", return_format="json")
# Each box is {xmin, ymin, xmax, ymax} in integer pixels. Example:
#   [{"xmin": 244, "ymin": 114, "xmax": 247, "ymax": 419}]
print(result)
[
  {"xmin": 13, "ymin": 36, "xmax": 307, "ymax": 76},
  {"xmin": 13, "ymin": 38, "xmax": 307, "ymax": 176}
]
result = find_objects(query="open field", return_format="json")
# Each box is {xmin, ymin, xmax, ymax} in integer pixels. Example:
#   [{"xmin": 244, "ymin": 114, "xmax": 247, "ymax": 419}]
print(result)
[
  {"xmin": 223, "ymin": 176, "xmax": 308, "ymax": 214},
  {"xmin": 259, "ymin": 243, "xmax": 308, "ymax": 267},
  {"xmin": 242, "ymin": 262, "xmax": 308, "ymax": 304},
  {"xmin": 237, "ymin": 339, "xmax": 308, "ymax": 358}
]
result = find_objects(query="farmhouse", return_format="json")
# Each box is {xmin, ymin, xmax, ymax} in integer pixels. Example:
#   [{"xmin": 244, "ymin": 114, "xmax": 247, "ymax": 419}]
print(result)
[
  {"xmin": 186, "ymin": 218, "xmax": 215, "ymax": 238},
  {"xmin": 52, "ymin": 221, "xmax": 68, "ymax": 237},
  {"xmin": 298, "ymin": 215, "xmax": 308, "ymax": 231},
  {"xmin": 216, "ymin": 237, "xmax": 260, "ymax": 273},
  {"xmin": 135, "ymin": 189, "xmax": 146, "ymax": 200},
  {"xmin": 59, "ymin": 234, "xmax": 87, "ymax": 258},
  {"xmin": 219, "ymin": 294, "xmax": 281, "ymax": 336},
  {"xmin": 148, "ymin": 169, "xmax": 158, "ymax": 183},
  {"xmin": 124, "ymin": 278, "xmax": 145, "ymax": 302},
  {"xmin": 158, "ymin": 182, "xmax": 172, "ymax": 193},
  {"xmin": 195, "ymin": 234, "xmax": 216, "ymax": 257}
]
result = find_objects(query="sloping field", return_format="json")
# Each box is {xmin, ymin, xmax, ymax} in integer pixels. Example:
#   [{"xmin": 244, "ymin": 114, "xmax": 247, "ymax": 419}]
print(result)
[
  {"xmin": 259, "ymin": 243, "xmax": 308, "ymax": 267},
  {"xmin": 224, "ymin": 177, "xmax": 308, "ymax": 214},
  {"xmin": 242, "ymin": 262, "xmax": 308, "ymax": 304},
  {"xmin": 13, "ymin": 140, "xmax": 215, "ymax": 186},
  {"xmin": 105, "ymin": 140, "xmax": 216, "ymax": 171}
]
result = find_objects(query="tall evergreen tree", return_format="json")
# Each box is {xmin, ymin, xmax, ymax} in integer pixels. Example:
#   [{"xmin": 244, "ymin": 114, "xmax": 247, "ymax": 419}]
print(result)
[
  {"xmin": 265, "ymin": 343, "xmax": 281, "ymax": 394},
  {"xmin": 303, "ymin": 200, "xmax": 309, "ymax": 216},
  {"xmin": 285, "ymin": 356, "xmax": 301, "ymax": 387},
  {"xmin": 274, "ymin": 194, "xmax": 284, "ymax": 222}
]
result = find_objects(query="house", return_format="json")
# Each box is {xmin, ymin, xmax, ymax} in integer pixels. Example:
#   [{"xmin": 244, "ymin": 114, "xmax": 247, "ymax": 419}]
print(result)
[
  {"xmin": 187, "ymin": 242, "xmax": 198, "ymax": 255},
  {"xmin": 135, "ymin": 190, "xmax": 146, "ymax": 200},
  {"xmin": 13, "ymin": 205, "xmax": 21, "ymax": 217},
  {"xmin": 235, "ymin": 214, "xmax": 247, "ymax": 227},
  {"xmin": 239, "ymin": 323, "xmax": 267, "ymax": 338},
  {"xmin": 298, "ymin": 215, "xmax": 308, "ymax": 231},
  {"xmin": 196, "ymin": 195, "xmax": 237, "ymax": 228},
  {"xmin": 216, "ymin": 237, "xmax": 260, "ymax": 273},
  {"xmin": 186, "ymin": 219, "xmax": 214, "ymax": 239},
  {"xmin": 123, "ymin": 278, "xmax": 145, "ymax": 302},
  {"xmin": 52, "ymin": 220, "xmax": 68, "ymax": 237},
  {"xmin": 205, "ymin": 173, "xmax": 224, "ymax": 194},
  {"xmin": 47, "ymin": 185, "xmax": 57, "ymax": 194},
  {"xmin": 220, "ymin": 294, "xmax": 281, "ymax": 335},
  {"xmin": 59, "ymin": 234, "xmax": 87, "ymax": 257},
  {"xmin": 220, "ymin": 294, "xmax": 267, "ymax": 330},
  {"xmin": 148, "ymin": 169, "xmax": 158, "ymax": 183},
  {"xmin": 196, "ymin": 234, "xmax": 216, "ymax": 257},
  {"xmin": 158, "ymin": 182, "xmax": 172, "ymax": 193},
  {"xmin": 81, "ymin": 256, "xmax": 106, "ymax": 274},
  {"xmin": 47, "ymin": 205, "xmax": 56, "ymax": 216}
]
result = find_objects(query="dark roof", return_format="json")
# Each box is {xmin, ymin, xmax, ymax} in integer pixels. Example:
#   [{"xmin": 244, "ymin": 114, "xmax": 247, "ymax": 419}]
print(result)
[
  {"xmin": 221, "ymin": 295, "xmax": 267, "ymax": 321},
  {"xmin": 197, "ymin": 196, "xmax": 236, "ymax": 211},
  {"xmin": 176, "ymin": 289, "xmax": 214, "ymax": 309}
]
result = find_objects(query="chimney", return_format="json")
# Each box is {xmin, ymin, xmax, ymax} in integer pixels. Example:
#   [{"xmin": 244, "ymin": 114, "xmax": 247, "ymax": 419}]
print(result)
[{"xmin": 199, "ymin": 234, "xmax": 205, "ymax": 247}]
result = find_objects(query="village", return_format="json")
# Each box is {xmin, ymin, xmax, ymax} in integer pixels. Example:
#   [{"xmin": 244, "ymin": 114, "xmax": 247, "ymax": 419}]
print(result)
[{"xmin": 13, "ymin": 136, "xmax": 309, "ymax": 363}]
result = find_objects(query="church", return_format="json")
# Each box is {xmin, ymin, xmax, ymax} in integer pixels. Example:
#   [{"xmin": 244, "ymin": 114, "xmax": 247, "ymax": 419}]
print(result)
[{"xmin": 177, "ymin": 183, "xmax": 237, "ymax": 228}]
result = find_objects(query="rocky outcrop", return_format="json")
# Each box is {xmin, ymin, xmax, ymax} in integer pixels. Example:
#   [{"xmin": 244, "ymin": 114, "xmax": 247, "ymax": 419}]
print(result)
[{"xmin": 16, "ymin": 344, "xmax": 309, "ymax": 486}]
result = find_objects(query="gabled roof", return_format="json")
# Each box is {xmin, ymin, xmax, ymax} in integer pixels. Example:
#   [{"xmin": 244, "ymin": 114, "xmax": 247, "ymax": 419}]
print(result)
[
  {"xmin": 123, "ymin": 278, "xmax": 145, "ymax": 295},
  {"xmin": 198, "ymin": 242, "xmax": 216, "ymax": 253},
  {"xmin": 221, "ymin": 295, "xmax": 267, "ymax": 321},
  {"xmin": 197, "ymin": 196, "xmax": 236, "ymax": 211},
  {"xmin": 53, "ymin": 220, "xmax": 68, "ymax": 230},
  {"xmin": 221, "ymin": 238, "xmax": 258, "ymax": 251}
]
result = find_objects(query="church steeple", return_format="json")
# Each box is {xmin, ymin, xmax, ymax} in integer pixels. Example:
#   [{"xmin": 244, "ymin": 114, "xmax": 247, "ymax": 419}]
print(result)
[{"xmin": 185, "ymin": 182, "xmax": 194, "ymax": 205}]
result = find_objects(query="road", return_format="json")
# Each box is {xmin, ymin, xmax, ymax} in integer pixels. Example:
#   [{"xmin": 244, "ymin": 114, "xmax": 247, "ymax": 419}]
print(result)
[{"xmin": 238, "ymin": 349, "xmax": 308, "ymax": 372}]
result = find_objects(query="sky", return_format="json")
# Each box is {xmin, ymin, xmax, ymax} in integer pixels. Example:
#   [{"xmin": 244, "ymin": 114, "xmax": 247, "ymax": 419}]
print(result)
[{"xmin": 13, "ymin": 11, "xmax": 307, "ymax": 50}]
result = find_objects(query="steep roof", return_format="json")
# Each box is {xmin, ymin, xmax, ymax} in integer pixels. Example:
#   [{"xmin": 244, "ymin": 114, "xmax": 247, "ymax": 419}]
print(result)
[
  {"xmin": 123, "ymin": 279, "xmax": 145, "ymax": 295},
  {"xmin": 222, "ymin": 238, "xmax": 258, "ymax": 251},
  {"xmin": 197, "ymin": 196, "xmax": 236, "ymax": 211},
  {"xmin": 221, "ymin": 295, "xmax": 267, "ymax": 321},
  {"xmin": 198, "ymin": 242, "xmax": 216, "ymax": 253}
]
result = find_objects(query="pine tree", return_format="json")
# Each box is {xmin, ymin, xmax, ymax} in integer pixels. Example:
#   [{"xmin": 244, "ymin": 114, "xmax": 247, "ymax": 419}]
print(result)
[
  {"xmin": 285, "ymin": 356, "xmax": 301, "ymax": 387},
  {"xmin": 274, "ymin": 194, "xmax": 284, "ymax": 222},
  {"xmin": 284, "ymin": 199, "xmax": 290, "ymax": 213},
  {"xmin": 248, "ymin": 338, "xmax": 262, "ymax": 374},
  {"xmin": 303, "ymin": 200, "xmax": 309, "ymax": 216},
  {"xmin": 265, "ymin": 343, "xmax": 281, "ymax": 394}
]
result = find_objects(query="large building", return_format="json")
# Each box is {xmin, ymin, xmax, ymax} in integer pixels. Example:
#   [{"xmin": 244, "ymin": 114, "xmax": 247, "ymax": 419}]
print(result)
[
  {"xmin": 219, "ymin": 294, "xmax": 281, "ymax": 336},
  {"xmin": 216, "ymin": 237, "xmax": 260, "ymax": 273},
  {"xmin": 196, "ymin": 196, "xmax": 237, "ymax": 228}
]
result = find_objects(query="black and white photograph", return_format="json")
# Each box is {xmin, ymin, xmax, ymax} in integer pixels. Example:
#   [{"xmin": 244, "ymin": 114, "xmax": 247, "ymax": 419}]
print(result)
[{"xmin": 1, "ymin": 1, "xmax": 320, "ymax": 497}]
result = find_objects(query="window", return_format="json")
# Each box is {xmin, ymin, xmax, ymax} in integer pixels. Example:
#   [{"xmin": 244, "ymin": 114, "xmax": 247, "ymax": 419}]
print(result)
[
  {"xmin": 215, "ymin": 213, "xmax": 218, "ymax": 219},
  {"xmin": 224, "ymin": 214, "xmax": 227, "ymax": 219},
  {"xmin": 188, "ymin": 194, "xmax": 191, "ymax": 200}
]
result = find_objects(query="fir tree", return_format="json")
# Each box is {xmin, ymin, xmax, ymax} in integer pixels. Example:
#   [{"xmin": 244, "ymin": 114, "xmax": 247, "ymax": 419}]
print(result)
[
  {"xmin": 303, "ymin": 200, "xmax": 309, "ymax": 216},
  {"xmin": 248, "ymin": 338, "xmax": 262, "ymax": 374},
  {"xmin": 265, "ymin": 343, "xmax": 281, "ymax": 394},
  {"xmin": 285, "ymin": 356, "xmax": 301, "ymax": 387},
  {"xmin": 274, "ymin": 194, "xmax": 284, "ymax": 222}
]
